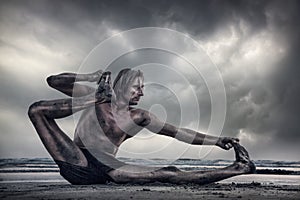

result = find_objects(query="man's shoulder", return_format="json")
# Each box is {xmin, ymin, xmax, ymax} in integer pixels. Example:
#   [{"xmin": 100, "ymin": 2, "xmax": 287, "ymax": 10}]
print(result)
[
  {"xmin": 130, "ymin": 108, "xmax": 150, "ymax": 118},
  {"xmin": 130, "ymin": 108, "xmax": 151, "ymax": 126}
]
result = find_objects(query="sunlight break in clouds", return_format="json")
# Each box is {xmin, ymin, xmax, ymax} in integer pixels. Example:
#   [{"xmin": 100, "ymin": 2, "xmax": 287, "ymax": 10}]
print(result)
[{"xmin": 0, "ymin": 0, "xmax": 299, "ymax": 161}]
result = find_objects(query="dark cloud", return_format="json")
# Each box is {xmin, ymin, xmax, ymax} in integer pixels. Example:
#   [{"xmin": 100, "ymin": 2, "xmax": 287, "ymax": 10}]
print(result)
[
  {"xmin": 0, "ymin": 0, "xmax": 299, "ymax": 160},
  {"xmin": 224, "ymin": 1, "xmax": 300, "ymax": 143}
]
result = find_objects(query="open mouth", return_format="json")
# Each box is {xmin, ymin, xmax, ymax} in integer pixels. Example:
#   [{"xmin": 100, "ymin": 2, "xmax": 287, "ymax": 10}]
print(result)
[{"xmin": 132, "ymin": 97, "xmax": 140, "ymax": 101}]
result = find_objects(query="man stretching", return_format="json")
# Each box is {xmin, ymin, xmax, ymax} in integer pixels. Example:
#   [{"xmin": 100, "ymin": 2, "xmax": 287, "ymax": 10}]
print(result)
[{"xmin": 28, "ymin": 68, "xmax": 255, "ymax": 185}]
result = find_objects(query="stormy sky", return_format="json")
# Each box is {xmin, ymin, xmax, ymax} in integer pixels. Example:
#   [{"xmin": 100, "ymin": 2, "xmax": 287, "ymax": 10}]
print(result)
[{"xmin": 0, "ymin": 0, "xmax": 299, "ymax": 161}]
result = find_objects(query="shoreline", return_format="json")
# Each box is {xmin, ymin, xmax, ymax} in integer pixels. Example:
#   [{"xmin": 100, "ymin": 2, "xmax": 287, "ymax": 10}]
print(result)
[
  {"xmin": 1, "ymin": 181, "xmax": 299, "ymax": 200},
  {"xmin": 1, "ymin": 158, "xmax": 299, "ymax": 199}
]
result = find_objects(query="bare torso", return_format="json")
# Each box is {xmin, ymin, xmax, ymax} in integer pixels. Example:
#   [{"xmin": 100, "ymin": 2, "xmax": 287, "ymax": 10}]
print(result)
[
  {"xmin": 28, "ymin": 69, "xmax": 255, "ymax": 185},
  {"xmin": 74, "ymin": 103, "xmax": 144, "ymax": 157}
]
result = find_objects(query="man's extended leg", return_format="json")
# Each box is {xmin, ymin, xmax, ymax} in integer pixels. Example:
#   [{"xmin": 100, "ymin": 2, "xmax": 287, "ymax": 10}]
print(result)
[{"xmin": 108, "ymin": 143, "xmax": 255, "ymax": 185}]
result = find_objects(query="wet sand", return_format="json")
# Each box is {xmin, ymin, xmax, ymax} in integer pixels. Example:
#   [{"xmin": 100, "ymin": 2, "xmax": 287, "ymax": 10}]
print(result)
[{"xmin": 1, "ymin": 181, "xmax": 299, "ymax": 200}]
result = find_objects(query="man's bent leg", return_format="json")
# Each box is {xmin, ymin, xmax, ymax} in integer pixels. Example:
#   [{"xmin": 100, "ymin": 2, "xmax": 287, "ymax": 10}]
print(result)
[
  {"xmin": 108, "ymin": 144, "xmax": 255, "ymax": 185},
  {"xmin": 47, "ymin": 70, "xmax": 102, "ymax": 97},
  {"xmin": 28, "ymin": 99, "xmax": 89, "ymax": 167}
]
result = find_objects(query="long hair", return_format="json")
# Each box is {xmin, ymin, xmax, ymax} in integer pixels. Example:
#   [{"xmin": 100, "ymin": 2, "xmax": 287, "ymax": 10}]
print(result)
[{"xmin": 113, "ymin": 68, "xmax": 143, "ymax": 98}]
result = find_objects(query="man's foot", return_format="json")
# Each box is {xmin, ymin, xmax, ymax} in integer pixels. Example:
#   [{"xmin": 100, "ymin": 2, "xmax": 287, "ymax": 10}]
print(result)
[
  {"xmin": 95, "ymin": 71, "xmax": 112, "ymax": 102},
  {"xmin": 88, "ymin": 69, "xmax": 103, "ymax": 82},
  {"xmin": 232, "ymin": 143, "xmax": 256, "ymax": 174}
]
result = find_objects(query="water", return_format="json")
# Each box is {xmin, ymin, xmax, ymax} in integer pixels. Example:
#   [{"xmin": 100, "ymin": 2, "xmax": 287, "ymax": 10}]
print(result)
[{"xmin": 0, "ymin": 158, "xmax": 299, "ymax": 185}]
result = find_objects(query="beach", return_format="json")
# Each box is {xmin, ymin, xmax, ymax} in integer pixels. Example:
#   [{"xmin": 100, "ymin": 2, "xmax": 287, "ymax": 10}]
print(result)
[
  {"xmin": 1, "ymin": 181, "xmax": 299, "ymax": 200},
  {"xmin": 0, "ymin": 158, "xmax": 299, "ymax": 199}
]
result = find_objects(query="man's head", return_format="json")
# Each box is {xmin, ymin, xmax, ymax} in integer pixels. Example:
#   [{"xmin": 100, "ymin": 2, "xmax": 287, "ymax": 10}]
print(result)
[{"xmin": 113, "ymin": 68, "xmax": 144, "ymax": 105}]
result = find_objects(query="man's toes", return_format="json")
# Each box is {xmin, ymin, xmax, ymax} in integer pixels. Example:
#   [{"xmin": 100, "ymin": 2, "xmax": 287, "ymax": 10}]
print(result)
[
  {"xmin": 233, "ymin": 143, "xmax": 250, "ymax": 163},
  {"xmin": 238, "ymin": 145, "xmax": 250, "ymax": 159}
]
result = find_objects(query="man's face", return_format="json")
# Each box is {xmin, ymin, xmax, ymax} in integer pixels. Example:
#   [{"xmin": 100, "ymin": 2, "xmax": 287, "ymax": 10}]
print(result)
[{"xmin": 127, "ymin": 76, "xmax": 144, "ymax": 105}]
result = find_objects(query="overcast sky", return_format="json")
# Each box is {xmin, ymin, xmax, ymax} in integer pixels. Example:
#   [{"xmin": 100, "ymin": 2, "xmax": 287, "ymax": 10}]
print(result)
[{"xmin": 0, "ymin": 0, "xmax": 299, "ymax": 161}]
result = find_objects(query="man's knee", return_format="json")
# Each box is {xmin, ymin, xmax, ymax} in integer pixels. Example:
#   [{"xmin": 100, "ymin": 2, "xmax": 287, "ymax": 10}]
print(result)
[
  {"xmin": 28, "ymin": 101, "xmax": 44, "ymax": 119},
  {"xmin": 108, "ymin": 169, "xmax": 137, "ymax": 183},
  {"xmin": 108, "ymin": 166, "xmax": 181, "ymax": 184},
  {"xmin": 46, "ymin": 75, "xmax": 57, "ymax": 88}
]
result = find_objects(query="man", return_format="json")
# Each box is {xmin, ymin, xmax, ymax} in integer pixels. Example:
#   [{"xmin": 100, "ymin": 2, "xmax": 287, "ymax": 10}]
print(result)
[{"xmin": 28, "ymin": 68, "xmax": 255, "ymax": 185}]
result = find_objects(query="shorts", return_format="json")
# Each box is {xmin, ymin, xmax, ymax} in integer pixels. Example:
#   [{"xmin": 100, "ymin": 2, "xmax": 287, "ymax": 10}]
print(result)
[{"xmin": 55, "ymin": 148, "xmax": 125, "ymax": 185}]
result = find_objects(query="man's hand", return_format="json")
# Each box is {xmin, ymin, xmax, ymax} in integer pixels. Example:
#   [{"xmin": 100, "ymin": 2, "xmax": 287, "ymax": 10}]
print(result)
[
  {"xmin": 87, "ymin": 69, "xmax": 103, "ymax": 82},
  {"xmin": 95, "ymin": 71, "xmax": 113, "ymax": 102},
  {"xmin": 216, "ymin": 137, "xmax": 239, "ymax": 150}
]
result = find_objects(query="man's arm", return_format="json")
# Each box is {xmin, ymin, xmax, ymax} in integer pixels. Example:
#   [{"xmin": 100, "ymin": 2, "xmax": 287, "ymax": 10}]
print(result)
[
  {"xmin": 47, "ymin": 69, "xmax": 103, "ymax": 97},
  {"xmin": 139, "ymin": 111, "xmax": 238, "ymax": 150}
]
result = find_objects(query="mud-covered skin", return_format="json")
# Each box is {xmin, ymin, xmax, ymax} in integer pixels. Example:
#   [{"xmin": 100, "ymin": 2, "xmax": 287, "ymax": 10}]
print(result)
[
  {"xmin": 28, "ymin": 69, "xmax": 256, "ymax": 185},
  {"xmin": 232, "ymin": 143, "xmax": 256, "ymax": 174}
]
